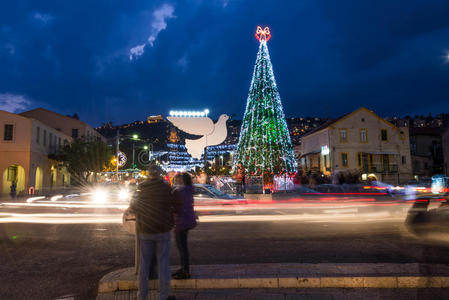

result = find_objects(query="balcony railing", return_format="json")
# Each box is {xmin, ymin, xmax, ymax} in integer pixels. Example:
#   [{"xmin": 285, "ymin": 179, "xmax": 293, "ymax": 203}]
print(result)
[{"xmin": 361, "ymin": 164, "xmax": 398, "ymax": 173}]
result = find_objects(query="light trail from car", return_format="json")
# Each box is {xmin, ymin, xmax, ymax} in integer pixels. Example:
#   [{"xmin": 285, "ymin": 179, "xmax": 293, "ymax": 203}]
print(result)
[
  {"xmin": 0, "ymin": 210, "xmax": 403, "ymax": 224},
  {"xmin": 1, "ymin": 202, "xmax": 129, "ymax": 209}
]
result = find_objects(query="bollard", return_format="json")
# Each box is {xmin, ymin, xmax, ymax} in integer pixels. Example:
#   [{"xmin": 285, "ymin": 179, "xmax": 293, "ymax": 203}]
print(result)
[{"xmin": 122, "ymin": 208, "xmax": 139, "ymax": 275}]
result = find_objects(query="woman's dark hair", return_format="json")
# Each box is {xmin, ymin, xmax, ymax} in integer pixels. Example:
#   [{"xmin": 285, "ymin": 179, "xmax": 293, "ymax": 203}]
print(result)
[{"xmin": 182, "ymin": 172, "xmax": 192, "ymax": 186}]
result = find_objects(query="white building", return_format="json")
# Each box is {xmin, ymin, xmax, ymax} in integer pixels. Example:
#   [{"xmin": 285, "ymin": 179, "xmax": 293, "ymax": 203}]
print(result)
[
  {"xmin": 297, "ymin": 107, "xmax": 412, "ymax": 184},
  {"xmin": 0, "ymin": 110, "xmax": 72, "ymax": 196}
]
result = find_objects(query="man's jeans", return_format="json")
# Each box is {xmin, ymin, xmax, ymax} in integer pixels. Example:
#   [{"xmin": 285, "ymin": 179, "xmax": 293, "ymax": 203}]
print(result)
[{"xmin": 138, "ymin": 232, "xmax": 171, "ymax": 300}]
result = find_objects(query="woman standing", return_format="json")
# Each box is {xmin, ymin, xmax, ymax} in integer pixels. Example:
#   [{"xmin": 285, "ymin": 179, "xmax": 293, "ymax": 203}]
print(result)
[{"xmin": 172, "ymin": 173, "xmax": 197, "ymax": 279}]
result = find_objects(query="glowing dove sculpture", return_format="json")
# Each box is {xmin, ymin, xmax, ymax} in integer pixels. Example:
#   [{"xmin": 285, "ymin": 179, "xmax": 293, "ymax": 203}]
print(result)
[{"xmin": 167, "ymin": 110, "xmax": 229, "ymax": 160}]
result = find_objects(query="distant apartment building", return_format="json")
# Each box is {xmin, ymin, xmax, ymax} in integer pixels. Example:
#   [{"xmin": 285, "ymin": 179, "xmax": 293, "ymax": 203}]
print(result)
[
  {"xmin": 147, "ymin": 115, "xmax": 164, "ymax": 124},
  {"xmin": 409, "ymin": 128, "xmax": 443, "ymax": 178},
  {"xmin": 20, "ymin": 108, "xmax": 105, "ymax": 142},
  {"xmin": 386, "ymin": 114, "xmax": 449, "ymax": 129},
  {"xmin": 0, "ymin": 110, "xmax": 71, "ymax": 195},
  {"xmin": 297, "ymin": 107, "xmax": 412, "ymax": 184},
  {"xmin": 288, "ymin": 117, "xmax": 328, "ymax": 145},
  {"xmin": 441, "ymin": 128, "xmax": 449, "ymax": 176}
]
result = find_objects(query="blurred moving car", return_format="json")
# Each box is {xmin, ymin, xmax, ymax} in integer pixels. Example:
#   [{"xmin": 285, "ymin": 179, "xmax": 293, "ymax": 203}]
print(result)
[
  {"xmin": 193, "ymin": 184, "xmax": 246, "ymax": 205},
  {"xmin": 273, "ymin": 184, "xmax": 394, "ymax": 201},
  {"xmin": 430, "ymin": 174, "xmax": 449, "ymax": 194},
  {"xmin": 88, "ymin": 183, "xmax": 136, "ymax": 203},
  {"xmin": 405, "ymin": 195, "xmax": 449, "ymax": 235}
]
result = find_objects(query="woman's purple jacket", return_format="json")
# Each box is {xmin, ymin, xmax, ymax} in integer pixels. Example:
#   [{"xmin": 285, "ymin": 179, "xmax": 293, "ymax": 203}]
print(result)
[{"xmin": 175, "ymin": 185, "xmax": 197, "ymax": 232}]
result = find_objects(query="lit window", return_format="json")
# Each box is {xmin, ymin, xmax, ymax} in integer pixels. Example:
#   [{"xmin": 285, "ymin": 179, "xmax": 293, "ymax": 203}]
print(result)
[
  {"xmin": 7, "ymin": 165, "xmax": 17, "ymax": 181},
  {"xmin": 341, "ymin": 153, "xmax": 348, "ymax": 167},
  {"xmin": 339, "ymin": 129, "xmax": 347, "ymax": 143},
  {"xmin": 360, "ymin": 129, "xmax": 367, "ymax": 143}
]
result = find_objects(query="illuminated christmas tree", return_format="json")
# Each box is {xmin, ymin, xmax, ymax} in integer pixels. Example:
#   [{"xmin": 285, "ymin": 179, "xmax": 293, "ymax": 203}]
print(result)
[{"xmin": 234, "ymin": 26, "xmax": 297, "ymax": 175}]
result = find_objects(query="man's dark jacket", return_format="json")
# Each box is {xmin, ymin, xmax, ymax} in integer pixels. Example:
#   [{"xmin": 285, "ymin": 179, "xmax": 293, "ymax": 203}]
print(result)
[{"xmin": 130, "ymin": 178, "xmax": 181, "ymax": 234}]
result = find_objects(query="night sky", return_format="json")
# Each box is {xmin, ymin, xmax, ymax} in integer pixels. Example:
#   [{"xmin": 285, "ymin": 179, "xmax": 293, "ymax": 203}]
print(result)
[{"xmin": 1, "ymin": 0, "xmax": 449, "ymax": 126}]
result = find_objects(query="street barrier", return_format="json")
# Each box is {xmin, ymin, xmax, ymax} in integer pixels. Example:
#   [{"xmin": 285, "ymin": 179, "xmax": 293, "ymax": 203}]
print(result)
[{"xmin": 122, "ymin": 207, "xmax": 139, "ymax": 274}]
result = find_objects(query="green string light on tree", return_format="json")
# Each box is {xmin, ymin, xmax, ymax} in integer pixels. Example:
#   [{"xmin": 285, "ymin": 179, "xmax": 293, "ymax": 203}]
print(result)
[{"xmin": 234, "ymin": 26, "xmax": 297, "ymax": 176}]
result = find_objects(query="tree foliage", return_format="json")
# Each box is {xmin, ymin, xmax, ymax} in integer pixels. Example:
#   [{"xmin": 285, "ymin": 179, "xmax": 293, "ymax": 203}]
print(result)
[{"xmin": 54, "ymin": 139, "xmax": 113, "ymax": 185}]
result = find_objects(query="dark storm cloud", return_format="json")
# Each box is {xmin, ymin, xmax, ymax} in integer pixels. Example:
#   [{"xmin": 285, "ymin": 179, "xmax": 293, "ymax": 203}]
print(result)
[{"xmin": 1, "ymin": 0, "xmax": 449, "ymax": 126}]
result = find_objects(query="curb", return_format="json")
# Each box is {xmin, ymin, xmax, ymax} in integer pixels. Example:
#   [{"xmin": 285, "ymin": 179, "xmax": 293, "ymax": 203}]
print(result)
[{"xmin": 98, "ymin": 276, "xmax": 449, "ymax": 294}]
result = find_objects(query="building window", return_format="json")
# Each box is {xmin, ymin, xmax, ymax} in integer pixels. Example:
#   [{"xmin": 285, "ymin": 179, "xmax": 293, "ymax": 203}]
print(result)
[
  {"xmin": 402, "ymin": 156, "xmax": 406, "ymax": 165},
  {"xmin": 7, "ymin": 165, "xmax": 17, "ymax": 181},
  {"xmin": 4, "ymin": 124, "xmax": 13, "ymax": 141},
  {"xmin": 72, "ymin": 128, "xmax": 79, "ymax": 138},
  {"xmin": 36, "ymin": 127, "xmax": 40, "ymax": 144},
  {"xmin": 400, "ymin": 131, "xmax": 405, "ymax": 140},
  {"xmin": 381, "ymin": 129, "xmax": 388, "ymax": 141},
  {"xmin": 410, "ymin": 139, "xmax": 417, "ymax": 155},
  {"xmin": 361, "ymin": 118, "xmax": 365, "ymax": 122},
  {"xmin": 339, "ymin": 129, "xmax": 347, "ymax": 143},
  {"xmin": 341, "ymin": 153, "xmax": 348, "ymax": 167},
  {"xmin": 360, "ymin": 129, "xmax": 367, "ymax": 143},
  {"xmin": 415, "ymin": 161, "xmax": 421, "ymax": 171},
  {"xmin": 58, "ymin": 137, "xmax": 61, "ymax": 149},
  {"xmin": 49, "ymin": 133, "xmax": 53, "ymax": 147},
  {"xmin": 382, "ymin": 154, "xmax": 390, "ymax": 170},
  {"xmin": 43, "ymin": 130, "xmax": 47, "ymax": 146}
]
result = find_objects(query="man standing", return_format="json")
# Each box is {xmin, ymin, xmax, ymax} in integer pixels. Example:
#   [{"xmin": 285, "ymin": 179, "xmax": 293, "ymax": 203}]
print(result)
[
  {"xmin": 130, "ymin": 164, "xmax": 181, "ymax": 300},
  {"xmin": 233, "ymin": 162, "xmax": 246, "ymax": 196},
  {"xmin": 10, "ymin": 180, "xmax": 17, "ymax": 199}
]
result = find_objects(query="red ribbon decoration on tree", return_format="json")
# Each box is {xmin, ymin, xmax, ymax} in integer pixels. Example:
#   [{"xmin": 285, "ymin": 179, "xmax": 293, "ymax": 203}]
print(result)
[{"xmin": 255, "ymin": 26, "xmax": 271, "ymax": 42}]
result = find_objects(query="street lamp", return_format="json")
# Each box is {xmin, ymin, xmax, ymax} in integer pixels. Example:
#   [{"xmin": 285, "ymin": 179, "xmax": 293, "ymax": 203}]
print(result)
[
  {"xmin": 117, "ymin": 134, "xmax": 154, "ymax": 170},
  {"xmin": 132, "ymin": 134, "xmax": 139, "ymax": 169}
]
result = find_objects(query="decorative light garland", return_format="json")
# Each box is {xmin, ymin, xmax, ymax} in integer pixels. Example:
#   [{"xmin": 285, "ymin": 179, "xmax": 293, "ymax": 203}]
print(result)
[
  {"xmin": 169, "ymin": 109, "xmax": 209, "ymax": 117},
  {"xmin": 255, "ymin": 26, "xmax": 271, "ymax": 42},
  {"xmin": 234, "ymin": 27, "xmax": 297, "ymax": 176},
  {"xmin": 117, "ymin": 151, "xmax": 127, "ymax": 167}
]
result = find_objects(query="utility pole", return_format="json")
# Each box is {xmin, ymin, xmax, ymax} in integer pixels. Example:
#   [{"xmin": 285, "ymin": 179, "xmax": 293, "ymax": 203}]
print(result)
[
  {"xmin": 149, "ymin": 143, "xmax": 153, "ymax": 163},
  {"xmin": 204, "ymin": 136, "xmax": 208, "ymax": 171},
  {"xmin": 116, "ymin": 129, "xmax": 120, "ymax": 181},
  {"xmin": 131, "ymin": 134, "xmax": 139, "ymax": 169},
  {"xmin": 132, "ymin": 142, "xmax": 135, "ymax": 169}
]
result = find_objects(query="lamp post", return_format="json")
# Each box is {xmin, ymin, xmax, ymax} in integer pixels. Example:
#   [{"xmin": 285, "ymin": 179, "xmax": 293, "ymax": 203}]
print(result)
[
  {"xmin": 116, "ymin": 129, "xmax": 120, "ymax": 181},
  {"xmin": 143, "ymin": 144, "xmax": 154, "ymax": 164},
  {"xmin": 132, "ymin": 134, "xmax": 138, "ymax": 169},
  {"xmin": 118, "ymin": 134, "xmax": 154, "ymax": 170}
]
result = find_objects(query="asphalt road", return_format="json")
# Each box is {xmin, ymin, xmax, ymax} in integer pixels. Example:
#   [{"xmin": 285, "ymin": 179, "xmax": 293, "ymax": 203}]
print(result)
[{"xmin": 1, "ymin": 198, "xmax": 449, "ymax": 299}]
